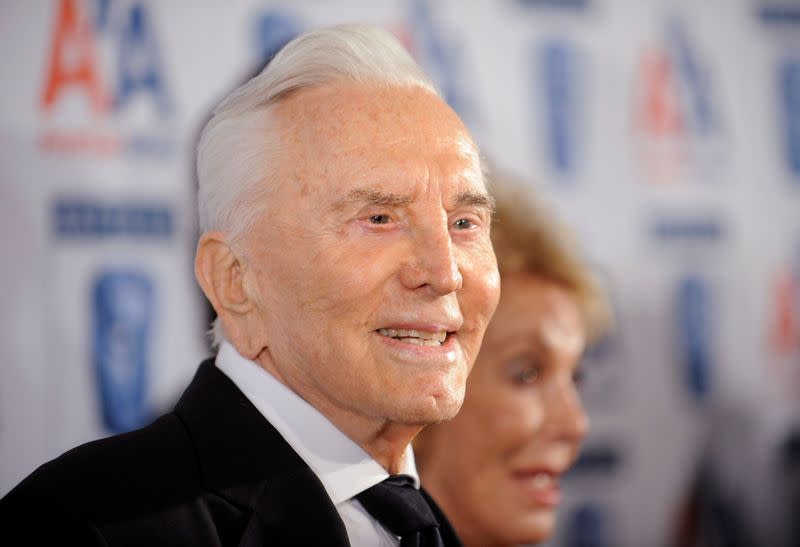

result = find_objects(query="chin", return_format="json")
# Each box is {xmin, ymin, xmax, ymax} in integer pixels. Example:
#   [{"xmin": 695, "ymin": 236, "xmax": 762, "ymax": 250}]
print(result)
[
  {"xmin": 389, "ymin": 392, "xmax": 465, "ymax": 426},
  {"xmin": 512, "ymin": 511, "xmax": 556, "ymax": 545},
  {"xmin": 428, "ymin": 385, "xmax": 466, "ymax": 423},
  {"xmin": 464, "ymin": 516, "xmax": 555, "ymax": 547}
]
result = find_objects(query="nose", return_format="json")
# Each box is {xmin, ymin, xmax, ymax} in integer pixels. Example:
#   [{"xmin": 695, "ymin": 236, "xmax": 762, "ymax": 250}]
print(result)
[
  {"xmin": 399, "ymin": 217, "xmax": 463, "ymax": 296},
  {"xmin": 543, "ymin": 377, "xmax": 590, "ymax": 443}
]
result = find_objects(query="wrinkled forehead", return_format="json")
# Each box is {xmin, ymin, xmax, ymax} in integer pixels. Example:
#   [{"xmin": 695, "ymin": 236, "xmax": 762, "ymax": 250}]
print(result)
[
  {"xmin": 271, "ymin": 82, "xmax": 483, "ymax": 190},
  {"xmin": 275, "ymin": 81, "xmax": 474, "ymax": 141}
]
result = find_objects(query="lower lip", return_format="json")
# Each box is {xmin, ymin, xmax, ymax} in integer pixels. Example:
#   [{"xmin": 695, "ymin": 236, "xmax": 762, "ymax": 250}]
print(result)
[
  {"xmin": 511, "ymin": 474, "xmax": 562, "ymax": 508},
  {"xmin": 374, "ymin": 331, "xmax": 460, "ymax": 362}
]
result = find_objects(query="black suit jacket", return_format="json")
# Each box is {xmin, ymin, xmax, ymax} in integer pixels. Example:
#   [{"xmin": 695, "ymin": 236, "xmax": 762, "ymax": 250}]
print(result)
[{"xmin": 0, "ymin": 359, "xmax": 461, "ymax": 546}]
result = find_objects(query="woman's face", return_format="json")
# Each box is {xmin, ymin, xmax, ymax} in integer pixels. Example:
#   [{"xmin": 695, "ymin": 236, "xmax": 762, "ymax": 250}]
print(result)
[{"xmin": 418, "ymin": 274, "xmax": 589, "ymax": 546}]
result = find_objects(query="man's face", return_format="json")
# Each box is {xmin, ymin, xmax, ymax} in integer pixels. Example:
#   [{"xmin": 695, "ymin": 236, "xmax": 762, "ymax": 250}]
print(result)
[{"xmin": 241, "ymin": 83, "xmax": 500, "ymax": 429}]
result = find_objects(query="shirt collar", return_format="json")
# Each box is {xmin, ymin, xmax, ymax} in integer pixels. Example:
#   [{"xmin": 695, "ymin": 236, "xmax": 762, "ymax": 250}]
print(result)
[{"xmin": 214, "ymin": 341, "xmax": 419, "ymax": 505}]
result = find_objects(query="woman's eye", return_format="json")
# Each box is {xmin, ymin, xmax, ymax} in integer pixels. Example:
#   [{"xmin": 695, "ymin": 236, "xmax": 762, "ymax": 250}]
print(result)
[
  {"xmin": 514, "ymin": 367, "xmax": 539, "ymax": 385},
  {"xmin": 369, "ymin": 214, "xmax": 391, "ymax": 225},
  {"xmin": 454, "ymin": 218, "xmax": 475, "ymax": 230},
  {"xmin": 572, "ymin": 367, "xmax": 585, "ymax": 386},
  {"xmin": 507, "ymin": 357, "xmax": 541, "ymax": 385}
]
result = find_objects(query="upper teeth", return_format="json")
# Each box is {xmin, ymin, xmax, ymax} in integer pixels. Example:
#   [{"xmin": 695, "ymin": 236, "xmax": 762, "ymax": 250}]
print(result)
[
  {"xmin": 532, "ymin": 473, "xmax": 553, "ymax": 488},
  {"xmin": 378, "ymin": 328, "xmax": 447, "ymax": 345}
]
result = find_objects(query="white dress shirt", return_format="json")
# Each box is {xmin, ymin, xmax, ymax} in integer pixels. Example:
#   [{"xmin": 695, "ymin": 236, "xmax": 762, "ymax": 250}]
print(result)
[{"xmin": 215, "ymin": 341, "xmax": 418, "ymax": 546}]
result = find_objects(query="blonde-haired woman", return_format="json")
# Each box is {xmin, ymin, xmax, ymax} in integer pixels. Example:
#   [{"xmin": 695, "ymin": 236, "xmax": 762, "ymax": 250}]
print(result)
[{"xmin": 415, "ymin": 174, "xmax": 612, "ymax": 546}]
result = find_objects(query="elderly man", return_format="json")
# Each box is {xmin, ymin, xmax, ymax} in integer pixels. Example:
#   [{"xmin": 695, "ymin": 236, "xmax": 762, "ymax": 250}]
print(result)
[{"xmin": 0, "ymin": 24, "xmax": 499, "ymax": 546}]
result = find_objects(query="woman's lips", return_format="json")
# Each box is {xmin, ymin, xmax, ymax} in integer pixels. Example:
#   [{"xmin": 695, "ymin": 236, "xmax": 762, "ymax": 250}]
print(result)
[{"xmin": 510, "ymin": 470, "xmax": 562, "ymax": 507}]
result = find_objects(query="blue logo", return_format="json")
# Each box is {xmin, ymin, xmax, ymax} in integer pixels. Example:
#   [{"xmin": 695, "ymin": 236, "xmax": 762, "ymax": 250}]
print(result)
[
  {"xmin": 758, "ymin": 4, "xmax": 800, "ymax": 24},
  {"xmin": 779, "ymin": 59, "xmax": 800, "ymax": 178},
  {"xmin": 254, "ymin": 10, "xmax": 303, "ymax": 67},
  {"xmin": 666, "ymin": 17, "xmax": 720, "ymax": 136},
  {"xmin": 93, "ymin": 270, "xmax": 154, "ymax": 433},
  {"xmin": 518, "ymin": 0, "xmax": 589, "ymax": 9},
  {"xmin": 565, "ymin": 503, "xmax": 611, "ymax": 547},
  {"xmin": 53, "ymin": 198, "xmax": 174, "ymax": 239},
  {"xmin": 651, "ymin": 217, "xmax": 724, "ymax": 242},
  {"xmin": 113, "ymin": 2, "xmax": 171, "ymax": 115},
  {"xmin": 676, "ymin": 275, "xmax": 713, "ymax": 400},
  {"xmin": 539, "ymin": 39, "xmax": 579, "ymax": 176},
  {"xmin": 408, "ymin": 0, "xmax": 478, "ymax": 129},
  {"xmin": 569, "ymin": 444, "xmax": 622, "ymax": 476}
]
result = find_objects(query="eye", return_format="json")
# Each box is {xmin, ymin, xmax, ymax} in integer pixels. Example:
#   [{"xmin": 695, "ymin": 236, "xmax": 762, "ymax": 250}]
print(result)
[
  {"xmin": 514, "ymin": 367, "xmax": 540, "ymax": 385},
  {"xmin": 506, "ymin": 356, "xmax": 541, "ymax": 385},
  {"xmin": 369, "ymin": 214, "xmax": 391, "ymax": 225},
  {"xmin": 453, "ymin": 217, "xmax": 476, "ymax": 230}
]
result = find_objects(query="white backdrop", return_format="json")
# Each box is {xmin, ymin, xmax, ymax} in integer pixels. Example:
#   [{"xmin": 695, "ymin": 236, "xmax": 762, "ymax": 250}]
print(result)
[{"xmin": 1, "ymin": 1, "xmax": 798, "ymax": 545}]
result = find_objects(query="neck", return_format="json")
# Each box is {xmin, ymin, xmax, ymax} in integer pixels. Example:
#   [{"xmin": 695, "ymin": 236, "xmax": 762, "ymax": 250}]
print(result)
[
  {"xmin": 357, "ymin": 422, "xmax": 424, "ymax": 474},
  {"xmin": 303, "ymin": 396, "xmax": 423, "ymax": 473},
  {"xmin": 421, "ymin": 468, "xmax": 513, "ymax": 547},
  {"xmin": 254, "ymin": 349, "xmax": 423, "ymax": 473}
]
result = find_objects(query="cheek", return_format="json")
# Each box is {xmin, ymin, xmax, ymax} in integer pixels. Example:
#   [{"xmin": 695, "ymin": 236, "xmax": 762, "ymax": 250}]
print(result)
[
  {"xmin": 457, "ymin": 384, "xmax": 542, "ymax": 462},
  {"xmin": 484, "ymin": 395, "xmax": 544, "ymax": 456},
  {"xmin": 268, "ymin": 250, "xmax": 373, "ymax": 322},
  {"xmin": 469, "ymin": 245, "xmax": 501, "ymax": 305},
  {"xmin": 467, "ymin": 267, "xmax": 500, "ymax": 320},
  {"xmin": 297, "ymin": 237, "xmax": 401, "ymax": 317},
  {"xmin": 459, "ymin": 259, "xmax": 500, "ymax": 353}
]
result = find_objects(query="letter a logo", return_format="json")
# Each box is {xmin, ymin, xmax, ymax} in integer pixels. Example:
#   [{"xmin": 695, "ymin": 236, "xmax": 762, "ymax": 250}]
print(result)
[
  {"xmin": 636, "ymin": 49, "xmax": 683, "ymax": 137},
  {"xmin": 41, "ymin": 0, "xmax": 106, "ymax": 113},
  {"xmin": 769, "ymin": 271, "xmax": 799, "ymax": 355}
]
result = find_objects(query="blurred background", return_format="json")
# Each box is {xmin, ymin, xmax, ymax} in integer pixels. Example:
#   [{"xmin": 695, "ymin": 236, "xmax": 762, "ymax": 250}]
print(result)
[{"xmin": 0, "ymin": 0, "xmax": 798, "ymax": 545}]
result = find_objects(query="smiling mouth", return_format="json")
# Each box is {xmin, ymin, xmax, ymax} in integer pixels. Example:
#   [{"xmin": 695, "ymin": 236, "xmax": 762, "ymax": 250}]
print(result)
[
  {"xmin": 376, "ymin": 328, "xmax": 450, "ymax": 346},
  {"xmin": 512, "ymin": 470, "xmax": 563, "ymax": 506}
]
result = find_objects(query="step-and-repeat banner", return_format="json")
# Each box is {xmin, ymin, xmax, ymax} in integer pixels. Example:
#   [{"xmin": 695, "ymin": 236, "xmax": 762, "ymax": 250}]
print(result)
[{"xmin": 1, "ymin": 1, "xmax": 798, "ymax": 545}]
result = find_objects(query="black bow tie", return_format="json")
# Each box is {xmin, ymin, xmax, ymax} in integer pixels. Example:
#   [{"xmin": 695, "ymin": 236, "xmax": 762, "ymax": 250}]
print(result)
[{"xmin": 356, "ymin": 474, "xmax": 445, "ymax": 547}]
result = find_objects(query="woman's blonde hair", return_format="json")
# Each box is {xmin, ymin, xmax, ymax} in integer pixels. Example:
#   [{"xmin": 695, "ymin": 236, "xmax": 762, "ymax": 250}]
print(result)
[{"xmin": 489, "ymin": 170, "xmax": 613, "ymax": 343}]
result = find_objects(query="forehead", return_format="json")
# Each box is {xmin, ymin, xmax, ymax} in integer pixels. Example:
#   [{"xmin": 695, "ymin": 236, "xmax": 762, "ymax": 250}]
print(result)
[
  {"xmin": 272, "ymin": 82, "xmax": 484, "ymax": 198},
  {"xmin": 492, "ymin": 274, "xmax": 585, "ymax": 349}
]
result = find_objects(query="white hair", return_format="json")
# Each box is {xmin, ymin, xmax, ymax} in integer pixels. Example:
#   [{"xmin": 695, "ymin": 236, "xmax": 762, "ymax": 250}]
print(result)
[{"xmin": 196, "ymin": 24, "xmax": 439, "ymax": 348}]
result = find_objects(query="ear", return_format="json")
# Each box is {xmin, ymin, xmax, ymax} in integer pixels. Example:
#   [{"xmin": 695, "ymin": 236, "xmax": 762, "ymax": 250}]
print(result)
[{"xmin": 195, "ymin": 232, "xmax": 267, "ymax": 358}]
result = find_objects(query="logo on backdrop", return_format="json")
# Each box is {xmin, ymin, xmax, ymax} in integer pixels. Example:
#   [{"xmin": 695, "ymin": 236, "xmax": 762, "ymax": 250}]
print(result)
[
  {"xmin": 403, "ymin": 0, "xmax": 480, "ymax": 130},
  {"xmin": 52, "ymin": 197, "xmax": 172, "ymax": 433},
  {"xmin": 676, "ymin": 274, "xmax": 713, "ymax": 401},
  {"xmin": 632, "ymin": 15, "xmax": 726, "ymax": 184},
  {"xmin": 766, "ymin": 246, "xmax": 800, "ymax": 397},
  {"xmin": 53, "ymin": 197, "xmax": 174, "ymax": 239},
  {"xmin": 538, "ymin": 39, "xmax": 581, "ymax": 178},
  {"xmin": 93, "ymin": 269, "xmax": 154, "ymax": 433},
  {"xmin": 517, "ymin": 0, "xmax": 589, "ymax": 8},
  {"xmin": 565, "ymin": 503, "xmax": 613, "ymax": 547},
  {"xmin": 779, "ymin": 58, "xmax": 800, "ymax": 179},
  {"xmin": 253, "ymin": 10, "xmax": 304, "ymax": 70},
  {"xmin": 38, "ymin": 0, "xmax": 175, "ymax": 157}
]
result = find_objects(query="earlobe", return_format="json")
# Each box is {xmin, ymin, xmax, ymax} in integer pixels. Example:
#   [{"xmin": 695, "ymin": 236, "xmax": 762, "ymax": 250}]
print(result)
[{"xmin": 195, "ymin": 232, "xmax": 253, "ymax": 316}]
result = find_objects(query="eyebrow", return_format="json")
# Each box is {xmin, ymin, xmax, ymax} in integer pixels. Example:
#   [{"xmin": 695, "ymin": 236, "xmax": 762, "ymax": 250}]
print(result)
[
  {"xmin": 333, "ymin": 189, "xmax": 414, "ymax": 209},
  {"xmin": 454, "ymin": 190, "xmax": 496, "ymax": 213},
  {"xmin": 334, "ymin": 188, "xmax": 496, "ymax": 212}
]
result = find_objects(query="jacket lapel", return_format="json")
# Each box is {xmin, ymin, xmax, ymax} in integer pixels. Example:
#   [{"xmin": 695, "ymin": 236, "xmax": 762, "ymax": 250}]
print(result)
[{"xmin": 174, "ymin": 360, "xmax": 350, "ymax": 546}]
